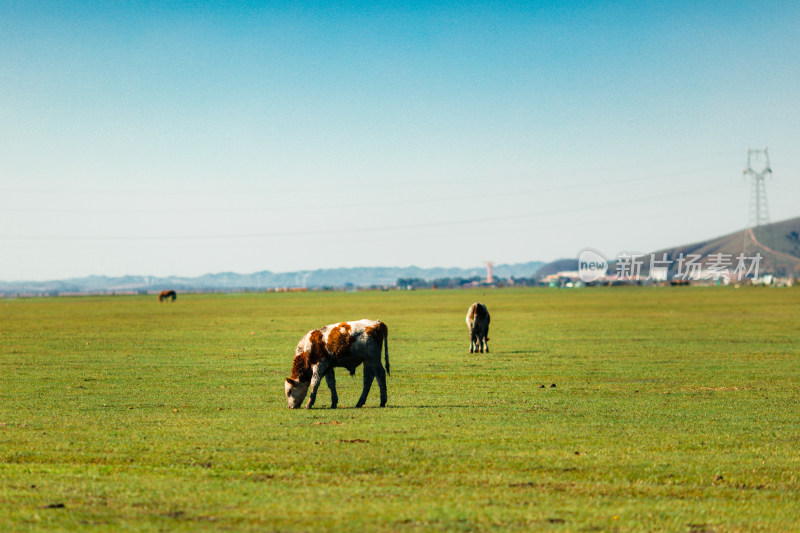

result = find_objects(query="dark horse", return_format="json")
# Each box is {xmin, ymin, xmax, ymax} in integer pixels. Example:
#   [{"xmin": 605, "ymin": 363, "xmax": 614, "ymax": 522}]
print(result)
[{"xmin": 158, "ymin": 290, "xmax": 177, "ymax": 302}]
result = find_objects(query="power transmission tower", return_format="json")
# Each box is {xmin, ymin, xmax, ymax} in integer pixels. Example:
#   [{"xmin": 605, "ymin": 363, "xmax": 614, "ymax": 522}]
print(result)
[{"xmin": 743, "ymin": 147, "xmax": 775, "ymax": 273}]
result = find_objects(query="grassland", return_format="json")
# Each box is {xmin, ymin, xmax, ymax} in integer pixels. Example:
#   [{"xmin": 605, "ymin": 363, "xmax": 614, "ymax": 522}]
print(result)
[{"xmin": 1, "ymin": 287, "xmax": 799, "ymax": 532}]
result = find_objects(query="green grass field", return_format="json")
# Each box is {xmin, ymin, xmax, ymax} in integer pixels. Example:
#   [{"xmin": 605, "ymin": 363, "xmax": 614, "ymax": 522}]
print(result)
[{"xmin": 2, "ymin": 287, "xmax": 799, "ymax": 532}]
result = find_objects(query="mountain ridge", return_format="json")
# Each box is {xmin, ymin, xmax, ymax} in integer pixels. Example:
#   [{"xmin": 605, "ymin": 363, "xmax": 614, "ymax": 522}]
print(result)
[{"xmin": 0, "ymin": 261, "xmax": 545, "ymax": 295}]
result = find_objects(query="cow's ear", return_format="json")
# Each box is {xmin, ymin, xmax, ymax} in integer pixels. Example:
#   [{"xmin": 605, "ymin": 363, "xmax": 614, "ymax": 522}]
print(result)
[{"xmin": 286, "ymin": 378, "xmax": 297, "ymax": 386}]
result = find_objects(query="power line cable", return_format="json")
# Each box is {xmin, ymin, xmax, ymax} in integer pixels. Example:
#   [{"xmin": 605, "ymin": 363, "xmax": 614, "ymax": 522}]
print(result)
[
  {"xmin": 2, "ymin": 164, "xmax": 734, "ymax": 214},
  {"xmin": 0, "ymin": 183, "xmax": 734, "ymax": 242}
]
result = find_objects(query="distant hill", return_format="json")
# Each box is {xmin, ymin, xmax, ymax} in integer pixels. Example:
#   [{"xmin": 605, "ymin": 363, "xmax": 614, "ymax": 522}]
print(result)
[
  {"xmin": 534, "ymin": 258, "xmax": 579, "ymax": 277},
  {"xmin": 0, "ymin": 261, "xmax": 545, "ymax": 296},
  {"xmin": 650, "ymin": 215, "xmax": 800, "ymax": 276},
  {"xmin": 532, "ymin": 215, "xmax": 800, "ymax": 279}
]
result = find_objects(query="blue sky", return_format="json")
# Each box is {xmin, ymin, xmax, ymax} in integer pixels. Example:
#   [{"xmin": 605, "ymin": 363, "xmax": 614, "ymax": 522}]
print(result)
[{"xmin": 2, "ymin": 1, "xmax": 799, "ymax": 280}]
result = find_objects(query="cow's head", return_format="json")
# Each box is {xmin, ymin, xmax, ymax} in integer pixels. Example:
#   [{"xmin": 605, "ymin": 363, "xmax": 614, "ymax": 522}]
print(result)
[{"xmin": 285, "ymin": 378, "xmax": 310, "ymax": 409}]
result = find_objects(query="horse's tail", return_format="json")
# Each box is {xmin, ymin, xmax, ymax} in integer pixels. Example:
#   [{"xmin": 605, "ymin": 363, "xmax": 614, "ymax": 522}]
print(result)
[{"xmin": 380, "ymin": 321, "xmax": 389, "ymax": 376}]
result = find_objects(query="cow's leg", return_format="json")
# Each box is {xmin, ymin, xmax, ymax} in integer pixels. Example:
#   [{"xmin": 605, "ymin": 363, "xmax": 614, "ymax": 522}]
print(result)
[
  {"xmin": 306, "ymin": 359, "xmax": 330, "ymax": 409},
  {"xmin": 481, "ymin": 335, "xmax": 489, "ymax": 353},
  {"xmin": 324, "ymin": 368, "xmax": 338, "ymax": 409},
  {"xmin": 469, "ymin": 333, "xmax": 476, "ymax": 353},
  {"xmin": 374, "ymin": 363, "xmax": 387, "ymax": 407},
  {"xmin": 355, "ymin": 365, "xmax": 375, "ymax": 408}
]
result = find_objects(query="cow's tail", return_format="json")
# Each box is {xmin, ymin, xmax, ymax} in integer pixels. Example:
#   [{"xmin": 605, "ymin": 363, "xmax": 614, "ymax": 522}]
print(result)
[{"xmin": 380, "ymin": 321, "xmax": 390, "ymax": 376}]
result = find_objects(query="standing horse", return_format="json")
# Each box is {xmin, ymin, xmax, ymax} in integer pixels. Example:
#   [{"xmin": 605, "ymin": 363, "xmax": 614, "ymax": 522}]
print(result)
[
  {"xmin": 466, "ymin": 302, "xmax": 490, "ymax": 353},
  {"xmin": 158, "ymin": 290, "xmax": 177, "ymax": 302}
]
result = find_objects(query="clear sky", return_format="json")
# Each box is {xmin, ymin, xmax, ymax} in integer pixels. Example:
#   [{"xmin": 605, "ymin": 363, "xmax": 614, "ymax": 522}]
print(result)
[{"xmin": 2, "ymin": 1, "xmax": 799, "ymax": 281}]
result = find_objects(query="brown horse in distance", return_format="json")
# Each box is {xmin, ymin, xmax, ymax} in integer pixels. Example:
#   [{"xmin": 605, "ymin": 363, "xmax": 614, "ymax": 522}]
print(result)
[{"xmin": 158, "ymin": 290, "xmax": 177, "ymax": 302}]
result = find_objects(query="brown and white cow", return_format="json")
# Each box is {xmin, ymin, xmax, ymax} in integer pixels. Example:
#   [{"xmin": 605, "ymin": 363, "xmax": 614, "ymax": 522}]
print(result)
[
  {"xmin": 285, "ymin": 319, "xmax": 389, "ymax": 409},
  {"xmin": 466, "ymin": 302, "xmax": 490, "ymax": 353}
]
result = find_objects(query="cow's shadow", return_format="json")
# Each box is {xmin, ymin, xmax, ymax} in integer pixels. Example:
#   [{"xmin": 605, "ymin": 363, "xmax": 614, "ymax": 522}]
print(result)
[{"xmin": 314, "ymin": 404, "xmax": 482, "ymax": 410}]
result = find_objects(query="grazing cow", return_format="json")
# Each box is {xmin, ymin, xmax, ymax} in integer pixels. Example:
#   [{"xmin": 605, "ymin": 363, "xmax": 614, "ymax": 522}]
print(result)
[
  {"xmin": 466, "ymin": 302, "xmax": 490, "ymax": 353},
  {"xmin": 285, "ymin": 319, "xmax": 389, "ymax": 409},
  {"xmin": 159, "ymin": 290, "xmax": 177, "ymax": 302}
]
